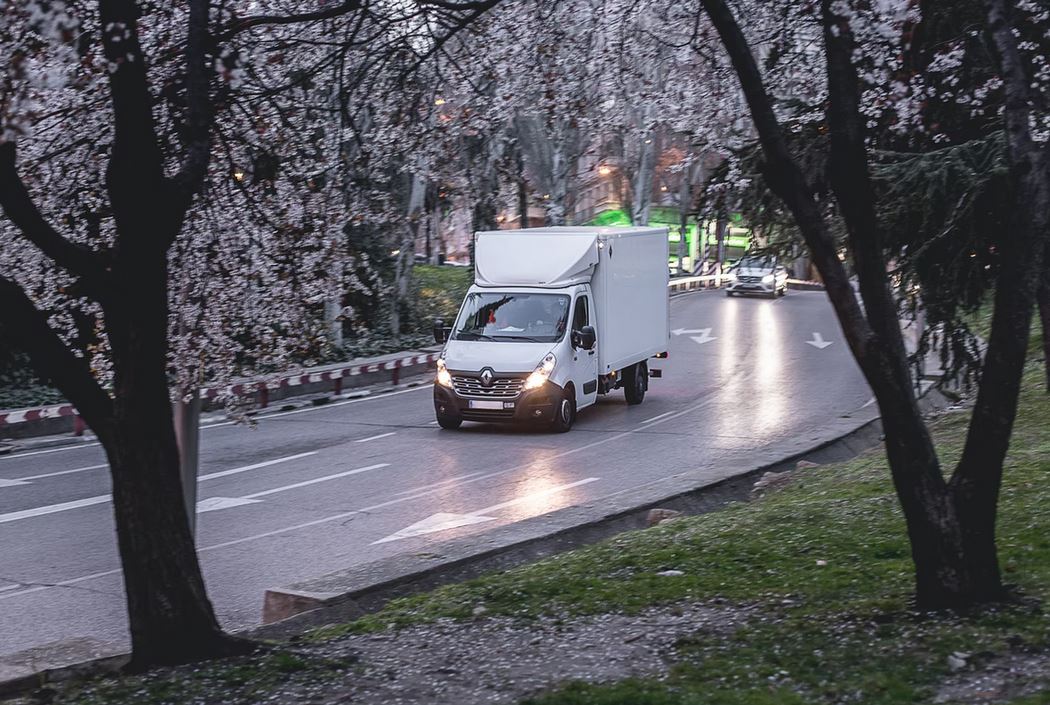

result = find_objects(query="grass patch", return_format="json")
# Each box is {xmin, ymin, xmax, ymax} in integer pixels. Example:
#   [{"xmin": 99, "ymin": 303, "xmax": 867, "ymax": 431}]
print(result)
[{"xmin": 309, "ymin": 357, "xmax": 1050, "ymax": 704}]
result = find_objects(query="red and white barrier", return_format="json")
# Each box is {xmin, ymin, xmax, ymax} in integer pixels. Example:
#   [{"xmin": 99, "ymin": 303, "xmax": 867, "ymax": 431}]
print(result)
[{"xmin": 0, "ymin": 352, "xmax": 443, "ymax": 434}]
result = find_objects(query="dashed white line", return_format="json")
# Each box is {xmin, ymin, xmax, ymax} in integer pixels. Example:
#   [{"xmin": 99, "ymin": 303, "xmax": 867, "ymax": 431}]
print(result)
[
  {"xmin": 16, "ymin": 463, "xmax": 108, "ymax": 482},
  {"xmin": 0, "ymin": 452, "xmax": 318, "ymax": 524},
  {"xmin": 0, "ymin": 442, "xmax": 101, "ymax": 460},
  {"xmin": 642, "ymin": 411, "xmax": 675, "ymax": 424},
  {"xmin": 355, "ymin": 432, "xmax": 396, "ymax": 443},
  {"xmin": 241, "ymin": 463, "xmax": 389, "ymax": 499},
  {"xmin": 198, "ymin": 452, "xmax": 317, "ymax": 482}
]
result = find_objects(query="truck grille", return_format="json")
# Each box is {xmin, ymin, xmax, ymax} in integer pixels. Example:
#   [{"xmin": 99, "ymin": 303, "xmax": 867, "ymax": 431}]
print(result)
[{"xmin": 452, "ymin": 375, "xmax": 524, "ymax": 399}]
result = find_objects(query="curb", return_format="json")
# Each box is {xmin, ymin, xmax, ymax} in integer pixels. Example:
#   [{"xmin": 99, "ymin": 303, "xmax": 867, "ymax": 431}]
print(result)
[
  {"xmin": 254, "ymin": 409, "xmax": 891, "ymax": 630},
  {"xmin": 0, "ymin": 385, "xmax": 951, "ymax": 700}
]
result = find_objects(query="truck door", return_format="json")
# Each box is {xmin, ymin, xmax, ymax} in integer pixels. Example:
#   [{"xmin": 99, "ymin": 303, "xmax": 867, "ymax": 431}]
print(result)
[{"xmin": 570, "ymin": 294, "xmax": 599, "ymax": 409}]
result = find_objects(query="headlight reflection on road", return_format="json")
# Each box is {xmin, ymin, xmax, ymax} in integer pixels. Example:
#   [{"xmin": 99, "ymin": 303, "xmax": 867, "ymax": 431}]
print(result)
[
  {"xmin": 503, "ymin": 470, "xmax": 570, "ymax": 520},
  {"xmin": 720, "ymin": 296, "xmax": 738, "ymax": 379},
  {"xmin": 754, "ymin": 303, "xmax": 787, "ymax": 431}
]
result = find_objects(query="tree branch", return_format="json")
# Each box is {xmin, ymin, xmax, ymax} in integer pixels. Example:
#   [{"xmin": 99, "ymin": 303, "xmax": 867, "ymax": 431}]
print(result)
[
  {"xmin": 0, "ymin": 143, "xmax": 111, "ymax": 296},
  {"xmin": 697, "ymin": 0, "xmax": 870, "ymax": 353},
  {"xmin": 951, "ymin": 0, "xmax": 1050, "ymax": 488},
  {"xmin": 221, "ymin": 0, "xmax": 365, "ymax": 39},
  {"xmin": 99, "ymin": 0, "xmax": 169, "ymax": 250},
  {"xmin": 820, "ymin": 0, "xmax": 918, "ymax": 401},
  {"xmin": 0, "ymin": 276, "xmax": 115, "ymax": 440},
  {"xmin": 171, "ymin": 0, "xmax": 214, "ymax": 222}
]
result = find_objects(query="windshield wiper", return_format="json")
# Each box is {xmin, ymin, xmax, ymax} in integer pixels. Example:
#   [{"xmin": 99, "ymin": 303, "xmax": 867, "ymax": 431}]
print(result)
[
  {"xmin": 455, "ymin": 332, "xmax": 496, "ymax": 341},
  {"xmin": 493, "ymin": 334, "xmax": 545, "ymax": 342}
]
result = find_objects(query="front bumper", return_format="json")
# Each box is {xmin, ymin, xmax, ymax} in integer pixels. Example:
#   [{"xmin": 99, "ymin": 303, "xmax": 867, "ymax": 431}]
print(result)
[
  {"xmin": 727, "ymin": 278, "xmax": 775, "ymax": 294},
  {"xmin": 434, "ymin": 379, "xmax": 562, "ymax": 424}
]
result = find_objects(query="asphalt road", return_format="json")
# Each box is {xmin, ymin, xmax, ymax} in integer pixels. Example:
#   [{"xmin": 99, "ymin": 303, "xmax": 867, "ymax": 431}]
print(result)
[{"xmin": 0, "ymin": 289, "xmax": 872, "ymax": 661}]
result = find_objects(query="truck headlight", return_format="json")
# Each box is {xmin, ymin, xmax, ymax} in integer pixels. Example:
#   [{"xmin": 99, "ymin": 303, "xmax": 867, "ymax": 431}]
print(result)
[
  {"xmin": 524, "ymin": 352, "xmax": 557, "ymax": 390},
  {"xmin": 436, "ymin": 358, "xmax": 453, "ymax": 388},
  {"xmin": 762, "ymin": 274, "xmax": 775, "ymax": 284}
]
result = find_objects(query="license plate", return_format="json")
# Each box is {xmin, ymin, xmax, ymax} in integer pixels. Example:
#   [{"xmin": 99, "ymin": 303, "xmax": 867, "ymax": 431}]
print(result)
[{"xmin": 469, "ymin": 400, "xmax": 504, "ymax": 410}]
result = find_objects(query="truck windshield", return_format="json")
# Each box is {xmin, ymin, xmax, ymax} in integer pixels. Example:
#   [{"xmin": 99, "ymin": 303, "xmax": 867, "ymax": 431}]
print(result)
[{"xmin": 452, "ymin": 292, "xmax": 570, "ymax": 343}]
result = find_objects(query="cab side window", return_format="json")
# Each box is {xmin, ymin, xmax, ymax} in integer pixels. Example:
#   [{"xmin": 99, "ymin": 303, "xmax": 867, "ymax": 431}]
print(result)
[{"xmin": 572, "ymin": 296, "xmax": 589, "ymax": 331}]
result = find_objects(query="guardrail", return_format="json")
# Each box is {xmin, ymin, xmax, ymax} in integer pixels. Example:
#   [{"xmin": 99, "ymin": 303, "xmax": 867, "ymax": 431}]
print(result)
[
  {"xmin": 0, "ymin": 351, "xmax": 443, "ymax": 439},
  {"xmin": 1, "ymin": 274, "xmax": 826, "ymax": 438}
]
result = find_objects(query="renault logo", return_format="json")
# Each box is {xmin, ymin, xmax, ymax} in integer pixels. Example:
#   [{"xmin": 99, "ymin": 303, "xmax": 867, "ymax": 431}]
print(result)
[{"xmin": 480, "ymin": 368, "xmax": 495, "ymax": 387}]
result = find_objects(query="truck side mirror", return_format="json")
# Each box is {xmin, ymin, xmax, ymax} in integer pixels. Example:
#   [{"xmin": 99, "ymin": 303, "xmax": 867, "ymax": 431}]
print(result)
[
  {"xmin": 433, "ymin": 318, "xmax": 450, "ymax": 344},
  {"xmin": 578, "ymin": 325, "xmax": 596, "ymax": 351}
]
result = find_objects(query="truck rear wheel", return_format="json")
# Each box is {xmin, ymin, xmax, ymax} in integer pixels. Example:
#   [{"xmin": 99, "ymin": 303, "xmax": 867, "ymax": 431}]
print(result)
[
  {"xmin": 550, "ymin": 386, "xmax": 576, "ymax": 433},
  {"xmin": 624, "ymin": 362, "xmax": 647, "ymax": 405}
]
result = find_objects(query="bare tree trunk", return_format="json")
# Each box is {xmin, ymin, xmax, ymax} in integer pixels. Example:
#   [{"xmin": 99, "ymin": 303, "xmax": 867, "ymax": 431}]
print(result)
[
  {"xmin": 699, "ymin": 0, "xmax": 1049, "ymax": 608},
  {"xmin": 517, "ymin": 149, "xmax": 529, "ymax": 228},
  {"xmin": 631, "ymin": 129, "xmax": 658, "ymax": 226},
  {"xmin": 1039, "ymin": 267, "xmax": 1050, "ymax": 392}
]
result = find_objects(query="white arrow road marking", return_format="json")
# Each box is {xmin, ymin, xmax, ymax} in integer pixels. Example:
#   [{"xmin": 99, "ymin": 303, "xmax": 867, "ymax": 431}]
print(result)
[
  {"xmin": 806, "ymin": 332, "xmax": 833, "ymax": 349},
  {"xmin": 198, "ymin": 463, "xmax": 389, "ymax": 513},
  {"xmin": 373, "ymin": 476, "xmax": 600, "ymax": 544},
  {"xmin": 689, "ymin": 329, "xmax": 717, "ymax": 345},
  {"xmin": 0, "ymin": 478, "xmax": 31, "ymax": 488},
  {"xmin": 671, "ymin": 327, "xmax": 711, "ymax": 336},
  {"xmin": 372, "ymin": 512, "xmax": 497, "ymax": 542}
]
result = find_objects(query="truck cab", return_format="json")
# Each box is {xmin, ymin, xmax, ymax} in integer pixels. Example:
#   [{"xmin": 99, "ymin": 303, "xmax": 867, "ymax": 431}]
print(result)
[{"xmin": 433, "ymin": 227, "xmax": 669, "ymax": 432}]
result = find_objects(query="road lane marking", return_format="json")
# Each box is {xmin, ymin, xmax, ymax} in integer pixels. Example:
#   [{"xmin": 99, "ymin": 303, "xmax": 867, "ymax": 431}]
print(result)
[
  {"xmin": 198, "ymin": 452, "xmax": 317, "ymax": 481},
  {"xmin": 393, "ymin": 472, "xmax": 484, "ymax": 496},
  {"xmin": 14, "ymin": 464, "xmax": 108, "ymax": 483},
  {"xmin": 0, "ymin": 392, "xmax": 729, "ymax": 592},
  {"xmin": 0, "ymin": 453, "xmax": 319, "ymax": 524},
  {"xmin": 198, "ymin": 463, "xmax": 391, "ymax": 513},
  {"xmin": 373, "ymin": 477, "xmax": 600, "ymax": 544},
  {"xmin": 0, "ymin": 478, "xmax": 31, "ymax": 487},
  {"xmin": 0, "ymin": 443, "xmax": 101, "ymax": 460},
  {"xmin": 355, "ymin": 432, "xmax": 396, "ymax": 443},
  {"xmin": 642, "ymin": 411, "xmax": 675, "ymax": 424},
  {"xmin": 0, "ymin": 567, "xmax": 122, "ymax": 601},
  {"xmin": 201, "ymin": 385, "xmax": 431, "ymax": 428},
  {"xmin": 242, "ymin": 463, "xmax": 389, "ymax": 499},
  {"xmin": 0, "ymin": 495, "xmax": 110, "ymax": 524}
]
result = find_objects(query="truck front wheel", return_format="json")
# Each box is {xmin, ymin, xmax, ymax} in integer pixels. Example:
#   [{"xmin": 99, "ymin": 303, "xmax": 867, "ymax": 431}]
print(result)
[
  {"xmin": 550, "ymin": 386, "xmax": 576, "ymax": 433},
  {"xmin": 436, "ymin": 413, "xmax": 462, "ymax": 430},
  {"xmin": 624, "ymin": 362, "xmax": 647, "ymax": 405}
]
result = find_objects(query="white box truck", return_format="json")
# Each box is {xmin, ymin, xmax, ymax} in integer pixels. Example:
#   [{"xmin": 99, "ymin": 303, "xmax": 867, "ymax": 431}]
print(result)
[{"xmin": 432, "ymin": 226, "xmax": 670, "ymax": 432}]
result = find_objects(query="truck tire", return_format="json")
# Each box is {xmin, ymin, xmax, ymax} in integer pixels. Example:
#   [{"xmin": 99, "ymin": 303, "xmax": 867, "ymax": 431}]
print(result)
[
  {"xmin": 550, "ymin": 385, "xmax": 576, "ymax": 433},
  {"xmin": 436, "ymin": 413, "xmax": 462, "ymax": 430},
  {"xmin": 624, "ymin": 362, "xmax": 647, "ymax": 405}
]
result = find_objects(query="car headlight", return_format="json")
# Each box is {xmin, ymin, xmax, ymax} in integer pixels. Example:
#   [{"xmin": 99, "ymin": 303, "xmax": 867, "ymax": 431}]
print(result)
[
  {"xmin": 524, "ymin": 352, "xmax": 557, "ymax": 390},
  {"xmin": 725, "ymin": 271, "xmax": 736, "ymax": 281},
  {"xmin": 762, "ymin": 274, "xmax": 775, "ymax": 284},
  {"xmin": 436, "ymin": 358, "xmax": 453, "ymax": 388}
]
